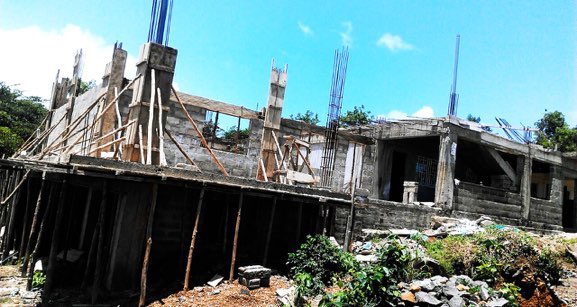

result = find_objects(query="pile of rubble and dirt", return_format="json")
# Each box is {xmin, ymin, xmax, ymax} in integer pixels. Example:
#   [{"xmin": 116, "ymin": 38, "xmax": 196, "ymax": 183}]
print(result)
[
  {"xmin": 148, "ymin": 275, "xmax": 291, "ymax": 307},
  {"xmin": 0, "ymin": 265, "xmax": 41, "ymax": 306}
]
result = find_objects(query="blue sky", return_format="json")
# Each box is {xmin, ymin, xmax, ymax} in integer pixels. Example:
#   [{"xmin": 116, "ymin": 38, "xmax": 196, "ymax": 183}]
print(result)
[{"xmin": 0, "ymin": 0, "xmax": 575, "ymax": 129}]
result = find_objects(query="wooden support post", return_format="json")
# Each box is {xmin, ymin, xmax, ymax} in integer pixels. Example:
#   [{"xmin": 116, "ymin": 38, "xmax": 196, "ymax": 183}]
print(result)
[
  {"xmin": 81, "ymin": 218, "xmax": 99, "ymax": 289},
  {"xmin": 18, "ymin": 176, "xmax": 33, "ymax": 258},
  {"xmin": 221, "ymin": 198, "xmax": 229, "ymax": 255},
  {"xmin": 78, "ymin": 186, "xmax": 94, "ymax": 249},
  {"xmin": 210, "ymin": 112, "xmax": 220, "ymax": 149},
  {"xmin": 171, "ymin": 86, "xmax": 229, "ymax": 176},
  {"xmin": 1, "ymin": 170, "xmax": 29, "ymax": 206},
  {"xmin": 165, "ymin": 129, "xmax": 199, "ymax": 168},
  {"xmin": 183, "ymin": 186, "xmax": 205, "ymax": 290},
  {"xmin": 343, "ymin": 184, "xmax": 357, "ymax": 252},
  {"xmin": 229, "ymin": 191, "xmax": 243, "ymax": 281},
  {"xmin": 138, "ymin": 125, "xmax": 145, "ymax": 164},
  {"xmin": 4, "ymin": 170, "xmax": 26, "ymax": 259},
  {"xmin": 295, "ymin": 203, "xmax": 303, "ymax": 246},
  {"xmin": 91, "ymin": 182, "xmax": 108, "ymax": 304},
  {"xmin": 262, "ymin": 197, "xmax": 276, "ymax": 266},
  {"xmin": 157, "ymin": 88, "xmax": 166, "ymax": 166},
  {"xmin": 27, "ymin": 183, "xmax": 55, "ymax": 291},
  {"xmin": 44, "ymin": 179, "xmax": 68, "ymax": 295},
  {"xmin": 139, "ymin": 183, "xmax": 158, "ymax": 307},
  {"xmin": 22, "ymin": 174, "xmax": 46, "ymax": 276},
  {"xmin": 146, "ymin": 70, "xmax": 156, "ymax": 165}
]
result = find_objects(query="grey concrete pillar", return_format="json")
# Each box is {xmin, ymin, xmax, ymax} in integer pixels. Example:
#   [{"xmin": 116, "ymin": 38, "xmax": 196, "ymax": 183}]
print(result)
[
  {"xmin": 520, "ymin": 155, "xmax": 532, "ymax": 220},
  {"xmin": 434, "ymin": 130, "xmax": 457, "ymax": 210},
  {"xmin": 549, "ymin": 165, "xmax": 564, "ymax": 206}
]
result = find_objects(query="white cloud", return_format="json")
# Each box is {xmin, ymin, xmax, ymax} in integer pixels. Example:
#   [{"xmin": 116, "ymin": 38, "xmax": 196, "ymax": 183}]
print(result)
[
  {"xmin": 378, "ymin": 106, "xmax": 434, "ymax": 120},
  {"xmin": 376, "ymin": 33, "xmax": 414, "ymax": 52},
  {"xmin": 298, "ymin": 21, "xmax": 313, "ymax": 36},
  {"xmin": 340, "ymin": 21, "xmax": 353, "ymax": 46},
  {"xmin": 0, "ymin": 24, "xmax": 137, "ymax": 100}
]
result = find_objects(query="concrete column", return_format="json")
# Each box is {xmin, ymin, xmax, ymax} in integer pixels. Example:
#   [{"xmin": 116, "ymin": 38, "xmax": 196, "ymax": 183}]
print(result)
[
  {"xmin": 434, "ymin": 130, "xmax": 457, "ymax": 210},
  {"xmin": 520, "ymin": 155, "xmax": 532, "ymax": 220},
  {"xmin": 549, "ymin": 165, "xmax": 564, "ymax": 206},
  {"xmin": 122, "ymin": 43, "xmax": 177, "ymax": 164},
  {"xmin": 93, "ymin": 47, "xmax": 127, "ymax": 156}
]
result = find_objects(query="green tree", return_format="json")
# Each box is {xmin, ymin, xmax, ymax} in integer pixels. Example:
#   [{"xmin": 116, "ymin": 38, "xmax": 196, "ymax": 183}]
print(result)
[
  {"xmin": 534, "ymin": 110, "xmax": 577, "ymax": 152},
  {"xmin": 223, "ymin": 126, "xmax": 250, "ymax": 140},
  {"xmin": 340, "ymin": 105, "xmax": 372, "ymax": 127},
  {"xmin": 290, "ymin": 110, "xmax": 320, "ymax": 125},
  {"xmin": 0, "ymin": 82, "xmax": 48, "ymax": 156},
  {"xmin": 78, "ymin": 80, "xmax": 96, "ymax": 95},
  {"xmin": 466, "ymin": 114, "xmax": 492, "ymax": 132}
]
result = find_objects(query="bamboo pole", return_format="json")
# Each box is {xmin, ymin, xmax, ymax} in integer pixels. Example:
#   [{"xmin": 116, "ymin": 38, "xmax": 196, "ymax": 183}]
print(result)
[
  {"xmin": 12, "ymin": 113, "xmax": 49, "ymax": 158},
  {"xmin": 61, "ymin": 74, "xmax": 142, "ymax": 157},
  {"xmin": 262, "ymin": 197, "xmax": 276, "ymax": 266},
  {"xmin": 27, "ymin": 183, "xmax": 55, "ymax": 291},
  {"xmin": 1, "ymin": 170, "xmax": 31, "ymax": 205},
  {"xmin": 171, "ymin": 86, "xmax": 229, "ymax": 176},
  {"xmin": 85, "ymin": 137, "xmax": 126, "ymax": 156},
  {"xmin": 44, "ymin": 179, "xmax": 68, "ymax": 295},
  {"xmin": 91, "ymin": 182, "xmax": 108, "ymax": 304},
  {"xmin": 157, "ymin": 88, "xmax": 166, "ymax": 166},
  {"xmin": 165, "ymin": 129, "xmax": 198, "ymax": 168},
  {"xmin": 183, "ymin": 186, "xmax": 205, "ymax": 290},
  {"xmin": 138, "ymin": 125, "xmax": 145, "ymax": 164},
  {"xmin": 21, "ymin": 173, "xmax": 46, "ymax": 276},
  {"xmin": 146, "ymin": 70, "xmax": 156, "ymax": 165},
  {"xmin": 62, "ymin": 119, "xmax": 135, "ymax": 155},
  {"xmin": 114, "ymin": 87, "xmax": 122, "ymax": 155},
  {"xmin": 139, "ymin": 183, "xmax": 158, "ymax": 307},
  {"xmin": 229, "ymin": 191, "xmax": 243, "ymax": 281}
]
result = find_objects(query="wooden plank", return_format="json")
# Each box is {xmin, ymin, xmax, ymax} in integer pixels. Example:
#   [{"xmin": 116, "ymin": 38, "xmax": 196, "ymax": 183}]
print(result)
[
  {"xmin": 146, "ymin": 69, "xmax": 156, "ymax": 165},
  {"xmin": 173, "ymin": 92, "xmax": 260, "ymax": 120},
  {"xmin": 229, "ymin": 191, "xmax": 243, "ymax": 281},
  {"xmin": 157, "ymin": 88, "xmax": 167, "ymax": 166},
  {"xmin": 183, "ymin": 186, "xmax": 205, "ymax": 290},
  {"xmin": 44, "ymin": 179, "xmax": 68, "ymax": 295},
  {"xmin": 139, "ymin": 183, "xmax": 158, "ymax": 307},
  {"xmin": 282, "ymin": 169, "xmax": 317, "ymax": 184},
  {"xmin": 262, "ymin": 197, "xmax": 276, "ymax": 266},
  {"xmin": 165, "ymin": 129, "xmax": 199, "ymax": 168},
  {"xmin": 172, "ymin": 86, "xmax": 229, "ymax": 176},
  {"xmin": 21, "ymin": 173, "xmax": 45, "ymax": 276},
  {"xmin": 486, "ymin": 147, "xmax": 517, "ymax": 185}
]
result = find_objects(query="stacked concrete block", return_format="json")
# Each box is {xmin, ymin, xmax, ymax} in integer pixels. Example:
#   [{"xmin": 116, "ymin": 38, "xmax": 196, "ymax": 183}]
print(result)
[{"xmin": 238, "ymin": 265, "xmax": 271, "ymax": 289}]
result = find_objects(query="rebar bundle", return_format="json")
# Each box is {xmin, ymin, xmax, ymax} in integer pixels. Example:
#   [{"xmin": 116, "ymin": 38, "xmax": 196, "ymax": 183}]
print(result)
[
  {"xmin": 320, "ymin": 47, "xmax": 349, "ymax": 187},
  {"xmin": 148, "ymin": 0, "xmax": 174, "ymax": 46}
]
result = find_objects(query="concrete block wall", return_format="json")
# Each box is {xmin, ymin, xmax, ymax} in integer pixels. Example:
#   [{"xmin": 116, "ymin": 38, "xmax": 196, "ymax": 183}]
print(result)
[
  {"xmin": 529, "ymin": 197, "xmax": 562, "ymax": 225},
  {"xmin": 360, "ymin": 143, "xmax": 376, "ymax": 194},
  {"xmin": 334, "ymin": 200, "xmax": 440, "ymax": 244},
  {"xmin": 453, "ymin": 182, "xmax": 522, "ymax": 220}
]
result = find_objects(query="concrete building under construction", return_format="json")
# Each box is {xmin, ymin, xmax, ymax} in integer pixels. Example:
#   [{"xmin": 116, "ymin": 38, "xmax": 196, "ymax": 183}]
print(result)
[{"xmin": 1, "ymin": 5, "xmax": 576, "ymax": 305}]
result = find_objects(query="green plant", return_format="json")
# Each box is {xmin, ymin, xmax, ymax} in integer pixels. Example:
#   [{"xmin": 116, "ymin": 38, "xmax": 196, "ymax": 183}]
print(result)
[
  {"xmin": 223, "ymin": 126, "xmax": 250, "ymax": 140},
  {"xmin": 32, "ymin": 271, "xmax": 46, "ymax": 288},
  {"xmin": 536, "ymin": 250, "xmax": 563, "ymax": 284},
  {"xmin": 287, "ymin": 235, "xmax": 356, "ymax": 297},
  {"xmin": 499, "ymin": 282, "xmax": 520, "ymax": 306}
]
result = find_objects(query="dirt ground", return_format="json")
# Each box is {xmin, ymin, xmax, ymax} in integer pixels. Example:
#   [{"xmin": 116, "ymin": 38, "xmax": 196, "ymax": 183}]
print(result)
[
  {"xmin": 0, "ymin": 265, "xmax": 41, "ymax": 306},
  {"xmin": 148, "ymin": 276, "xmax": 291, "ymax": 307}
]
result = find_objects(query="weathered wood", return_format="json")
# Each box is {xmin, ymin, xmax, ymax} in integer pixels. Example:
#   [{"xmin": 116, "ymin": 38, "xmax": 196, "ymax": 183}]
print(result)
[
  {"xmin": 173, "ymin": 91, "xmax": 260, "ymax": 120},
  {"xmin": 78, "ymin": 186, "xmax": 94, "ymax": 249},
  {"xmin": 27, "ymin": 183, "xmax": 55, "ymax": 291},
  {"xmin": 139, "ymin": 183, "xmax": 158, "ymax": 307},
  {"xmin": 262, "ymin": 197, "xmax": 276, "ymax": 266},
  {"xmin": 86, "ymin": 136, "xmax": 126, "ymax": 156},
  {"xmin": 114, "ymin": 87, "xmax": 123, "ymax": 156},
  {"xmin": 12, "ymin": 113, "xmax": 49, "ymax": 158},
  {"xmin": 259, "ymin": 159, "xmax": 269, "ymax": 182},
  {"xmin": 146, "ymin": 70, "xmax": 156, "ymax": 165},
  {"xmin": 18, "ymin": 176, "xmax": 33, "ymax": 258},
  {"xmin": 183, "ymin": 186, "xmax": 205, "ymax": 290},
  {"xmin": 67, "ymin": 119, "xmax": 135, "ymax": 154},
  {"xmin": 138, "ymin": 125, "xmax": 145, "ymax": 164},
  {"xmin": 22, "ymin": 174, "xmax": 46, "ymax": 277},
  {"xmin": 210, "ymin": 111, "xmax": 219, "ymax": 148},
  {"xmin": 3, "ymin": 170, "xmax": 25, "ymax": 259},
  {"xmin": 295, "ymin": 203, "xmax": 303, "ymax": 245},
  {"xmin": 165, "ymin": 129, "xmax": 199, "ymax": 168},
  {"xmin": 91, "ymin": 182, "xmax": 108, "ymax": 304},
  {"xmin": 0, "ymin": 171, "xmax": 16, "ymax": 255},
  {"xmin": 172, "ymin": 86, "xmax": 229, "ymax": 176},
  {"xmin": 157, "ymin": 88, "xmax": 166, "ymax": 166},
  {"xmin": 229, "ymin": 191, "xmax": 243, "ymax": 281},
  {"xmin": 44, "ymin": 179, "xmax": 68, "ymax": 295},
  {"xmin": 1, "ymin": 170, "xmax": 30, "ymax": 205},
  {"xmin": 81, "ymin": 218, "xmax": 99, "ymax": 289}
]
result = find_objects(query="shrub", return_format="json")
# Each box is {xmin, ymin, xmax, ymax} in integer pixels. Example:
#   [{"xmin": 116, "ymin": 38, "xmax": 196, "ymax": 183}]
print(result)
[
  {"xmin": 32, "ymin": 271, "xmax": 45, "ymax": 288},
  {"xmin": 287, "ymin": 235, "xmax": 356, "ymax": 297}
]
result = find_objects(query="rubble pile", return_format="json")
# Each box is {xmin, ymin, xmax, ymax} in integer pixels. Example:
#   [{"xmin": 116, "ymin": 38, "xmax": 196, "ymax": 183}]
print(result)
[{"xmin": 398, "ymin": 275, "xmax": 509, "ymax": 307}]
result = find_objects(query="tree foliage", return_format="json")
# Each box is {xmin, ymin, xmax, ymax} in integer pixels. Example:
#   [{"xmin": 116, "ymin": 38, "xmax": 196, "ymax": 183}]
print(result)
[
  {"xmin": 78, "ymin": 80, "xmax": 96, "ymax": 95},
  {"xmin": 534, "ymin": 111, "xmax": 577, "ymax": 152},
  {"xmin": 290, "ymin": 110, "xmax": 320, "ymax": 126},
  {"xmin": 0, "ymin": 82, "xmax": 48, "ymax": 156},
  {"xmin": 340, "ymin": 105, "xmax": 372, "ymax": 127},
  {"xmin": 466, "ymin": 114, "xmax": 492, "ymax": 132}
]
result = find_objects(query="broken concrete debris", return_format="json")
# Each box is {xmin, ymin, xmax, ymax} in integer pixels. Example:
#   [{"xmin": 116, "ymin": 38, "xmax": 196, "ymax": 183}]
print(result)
[{"xmin": 237, "ymin": 265, "xmax": 271, "ymax": 290}]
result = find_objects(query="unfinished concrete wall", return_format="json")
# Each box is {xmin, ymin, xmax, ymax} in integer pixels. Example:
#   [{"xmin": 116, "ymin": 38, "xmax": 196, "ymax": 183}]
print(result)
[
  {"xmin": 334, "ymin": 200, "xmax": 440, "ymax": 244},
  {"xmin": 453, "ymin": 182, "xmax": 522, "ymax": 220}
]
